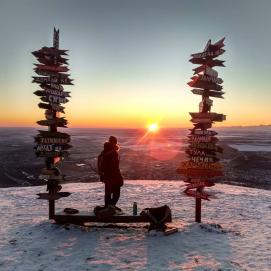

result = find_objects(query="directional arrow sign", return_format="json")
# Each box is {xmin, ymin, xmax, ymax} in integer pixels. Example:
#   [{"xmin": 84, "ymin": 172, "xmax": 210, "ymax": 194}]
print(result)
[
  {"xmin": 189, "ymin": 58, "xmax": 225, "ymax": 67},
  {"xmin": 40, "ymin": 83, "xmax": 64, "ymax": 91},
  {"xmin": 188, "ymin": 135, "xmax": 218, "ymax": 143},
  {"xmin": 191, "ymin": 49, "xmax": 225, "ymax": 59},
  {"xmin": 186, "ymin": 148, "xmax": 216, "ymax": 157},
  {"xmin": 177, "ymin": 168, "xmax": 223, "ymax": 177},
  {"xmin": 38, "ymin": 102, "xmax": 65, "ymax": 113},
  {"xmin": 189, "ymin": 129, "xmax": 217, "ymax": 136},
  {"xmin": 180, "ymin": 161, "xmax": 223, "ymax": 170},
  {"xmin": 35, "ymin": 69, "xmax": 70, "ymax": 78},
  {"xmin": 190, "ymin": 156, "xmax": 219, "ymax": 163},
  {"xmin": 188, "ymin": 80, "xmax": 223, "ymax": 91},
  {"xmin": 34, "ymin": 90, "xmax": 70, "ymax": 98},
  {"xmin": 37, "ymin": 192, "xmax": 71, "ymax": 200},
  {"xmin": 189, "ymin": 142, "xmax": 223, "ymax": 152},
  {"xmin": 190, "ymin": 112, "xmax": 226, "ymax": 122},
  {"xmin": 185, "ymin": 180, "xmax": 215, "ymax": 189},
  {"xmin": 35, "ymin": 64, "xmax": 69, "ymax": 73},
  {"xmin": 41, "ymin": 95, "xmax": 69, "ymax": 104},
  {"xmin": 37, "ymin": 118, "xmax": 68, "ymax": 127},
  {"xmin": 35, "ymin": 136, "xmax": 70, "ymax": 144},
  {"xmin": 38, "ymin": 130, "xmax": 70, "ymax": 138}
]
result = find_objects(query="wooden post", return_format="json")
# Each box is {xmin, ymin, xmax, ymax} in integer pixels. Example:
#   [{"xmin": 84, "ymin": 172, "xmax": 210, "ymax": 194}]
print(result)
[
  {"xmin": 195, "ymin": 188, "xmax": 202, "ymax": 223},
  {"xmin": 49, "ymin": 200, "xmax": 55, "ymax": 219}
]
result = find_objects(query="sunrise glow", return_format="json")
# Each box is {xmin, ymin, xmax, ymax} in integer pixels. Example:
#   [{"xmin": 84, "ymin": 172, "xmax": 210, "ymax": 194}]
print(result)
[{"xmin": 148, "ymin": 123, "xmax": 159, "ymax": 133}]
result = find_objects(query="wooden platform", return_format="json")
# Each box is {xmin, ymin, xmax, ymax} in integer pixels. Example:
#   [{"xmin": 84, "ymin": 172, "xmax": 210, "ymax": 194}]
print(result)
[{"xmin": 54, "ymin": 211, "xmax": 171, "ymax": 225}]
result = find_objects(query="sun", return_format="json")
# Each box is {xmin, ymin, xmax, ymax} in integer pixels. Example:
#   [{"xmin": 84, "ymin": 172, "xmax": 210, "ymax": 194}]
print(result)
[{"xmin": 148, "ymin": 123, "xmax": 159, "ymax": 133}]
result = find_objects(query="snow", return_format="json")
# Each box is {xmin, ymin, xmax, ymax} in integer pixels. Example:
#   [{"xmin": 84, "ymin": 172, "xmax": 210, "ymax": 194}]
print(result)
[{"xmin": 0, "ymin": 180, "xmax": 270, "ymax": 271}]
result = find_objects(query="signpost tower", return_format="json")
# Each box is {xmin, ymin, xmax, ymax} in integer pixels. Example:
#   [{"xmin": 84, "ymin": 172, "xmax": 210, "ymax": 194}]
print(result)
[
  {"xmin": 32, "ymin": 28, "xmax": 73, "ymax": 219},
  {"xmin": 177, "ymin": 38, "xmax": 226, "ymax": 223}
]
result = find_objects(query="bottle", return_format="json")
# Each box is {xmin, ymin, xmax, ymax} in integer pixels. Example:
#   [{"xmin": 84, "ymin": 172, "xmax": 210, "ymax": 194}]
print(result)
[{"xmin": 133, "ymin": 202, "xmax": 137, "ymax": 216}]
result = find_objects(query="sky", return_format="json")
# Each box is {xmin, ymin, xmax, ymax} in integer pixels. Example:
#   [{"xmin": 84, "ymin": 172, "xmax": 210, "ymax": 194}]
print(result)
[{"xmin": 0, "ymin": 0, "xmax": 270, "ymax": 128}]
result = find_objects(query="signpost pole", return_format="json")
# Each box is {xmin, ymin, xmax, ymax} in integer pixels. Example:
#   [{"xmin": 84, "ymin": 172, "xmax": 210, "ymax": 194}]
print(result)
[
  {"xmin": 49, "ymin": 200, "xmax": 55, "ymax": 219},
  {"xmin": 195, "ymin": 188, "xmax": 202, "ymax": 223}
]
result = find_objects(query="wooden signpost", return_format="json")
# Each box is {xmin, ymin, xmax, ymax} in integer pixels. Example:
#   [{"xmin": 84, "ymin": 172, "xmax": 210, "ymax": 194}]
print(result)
[
  {"xmin": 32, "ymin": 28, "xmax": 73, "ymax": 219},
  {"xmin": 177, "ymin": 38, "xmax": 226, "ymax": 223}
]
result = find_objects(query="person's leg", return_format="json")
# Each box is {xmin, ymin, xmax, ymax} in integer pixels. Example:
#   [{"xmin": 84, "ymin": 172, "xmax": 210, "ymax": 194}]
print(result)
[
  {"xmin": 111, "ymin": 185, "xmax": 121, "ymax": 206},
  {"xmin": 104, "ymin": 182, "xmax": 113, "ymax": 206}
]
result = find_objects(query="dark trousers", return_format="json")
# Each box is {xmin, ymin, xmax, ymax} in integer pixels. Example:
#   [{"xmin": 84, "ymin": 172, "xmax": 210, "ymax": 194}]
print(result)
[{"xmin": 104, "ymin": 182, "xmax": 121, "ymax": 206}]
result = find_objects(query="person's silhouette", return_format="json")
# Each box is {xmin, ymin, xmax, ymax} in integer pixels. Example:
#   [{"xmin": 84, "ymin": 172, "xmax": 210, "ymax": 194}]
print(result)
[{"xmin": 99, "ymin": 136, "xmax": 123, "ymax": 210}]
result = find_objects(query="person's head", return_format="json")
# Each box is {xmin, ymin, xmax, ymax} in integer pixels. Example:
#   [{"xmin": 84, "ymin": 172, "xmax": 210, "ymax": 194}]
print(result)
[
  {"xmin": 103, "ymin": 141, "xmax": 113, "ymax": 152},
  {"xmin": 109, "ymin": 136, "xmax": 117, "ymax": 145}
]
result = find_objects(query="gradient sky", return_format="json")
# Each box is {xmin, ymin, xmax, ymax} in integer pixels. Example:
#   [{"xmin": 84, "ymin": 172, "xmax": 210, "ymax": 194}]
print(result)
[{"xmin": 0, "ymin": 0, "xmax": 270, "ymax": 128}]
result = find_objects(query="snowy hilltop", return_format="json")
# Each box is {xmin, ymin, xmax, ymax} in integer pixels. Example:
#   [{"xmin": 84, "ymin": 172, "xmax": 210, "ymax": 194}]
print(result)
[{"xmin": 0, "ymin": 180, "xmax": 270, "ymax": 271}]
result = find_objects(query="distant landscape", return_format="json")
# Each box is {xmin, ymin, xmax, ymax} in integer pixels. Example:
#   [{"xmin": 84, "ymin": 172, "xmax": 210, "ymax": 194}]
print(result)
[{"xmin": 0, "ymin": 126, "xmax": 271, "ymax": 190}]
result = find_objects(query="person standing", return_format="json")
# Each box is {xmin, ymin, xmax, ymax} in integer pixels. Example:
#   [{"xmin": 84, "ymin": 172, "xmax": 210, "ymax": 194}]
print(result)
[{"xmin": 98, "ymin": 136, "xmax": 123, "ymax": 209}]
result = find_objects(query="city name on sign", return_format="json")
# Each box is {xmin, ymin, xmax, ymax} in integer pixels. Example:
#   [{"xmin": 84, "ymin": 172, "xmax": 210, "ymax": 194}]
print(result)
[
  {"xmin": 186, "ymin": 148, "xmax": 216, "ymax": 157},
  {"xmin": 184, "ymin": 189, "xmax": 210, "ymax": 201},
  {"xmin": 35, "ymin": 144, "xmax": 71, "ymax": 152},
  {"xmin": 35, "ymin": 136, "xmax": 70, "ymax": 144},
  {"xmin": 35, "ymin": 64, "xmax": 69, "ymax": 73},
  {"xmin": 180, "ymin": 161, "xmax": 223, "ymax": 170},
  {"xmin": 189, "ymin": 129, "xmax": 217, "ymax": 136},
  {"xmin": 188, "ymin": 135, "xmax": 218, "ymax": 143},
  {"xmin": 177, "ymin": 168, "xmax": 223, "ymax": 177},
  {"xmin": 199, "ymin": 75, "xmax": 223, "ymax": 84},
  {"xmin": 190, "ymin": 156, "xmax": 219, "ymax": 163},
  {"xmin": 33, "ymin": 76, "xmax": 72, "ymax": 85},
  {"xmin": 38, "ymin": 102, "xmax": 65, "ymax": 113},
  {"xmin": 191, "ymin": 49, "xmax": 225, "ymax": 59},
  {"xmin": 34, "ymin": 89, "xmax": 70, "ymax": 98},
  {"xmin": 41, "ymin": 95, "xmax": 69, "ymax": 104},
  {"xmin": 40, "ymin": 83, "xmax": 64, "ymax": 91},
  {"xmin": 189, "ymin": 142, "xmax": 223, "ymax": 152}
]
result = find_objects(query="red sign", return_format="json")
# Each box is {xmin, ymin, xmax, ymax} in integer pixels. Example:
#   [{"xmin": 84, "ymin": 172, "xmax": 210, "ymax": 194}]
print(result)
[
  {"xmin": 32, "ymin": 47, "xmax": 68, "ymax": 57},
  {"xmin": 35, "ymin": 64, "xmax": 69, "ymax": 73},
  {"xmin": 178, "ymin": 168, "xmax": 223, "ymax": 177},
  {"xmin": 180, "ymin": 161, "xmax": 223, "ymax": 170},
  {"xmin": 189, "ymin": 58, "xmax": 225, "ymax": 67}
]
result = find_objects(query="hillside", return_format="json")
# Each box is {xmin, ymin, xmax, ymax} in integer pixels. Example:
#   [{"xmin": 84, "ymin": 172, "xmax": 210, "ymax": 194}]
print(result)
[{"xmin": 0, "ymin": 180, "xmax": 270, "ymax": 271}]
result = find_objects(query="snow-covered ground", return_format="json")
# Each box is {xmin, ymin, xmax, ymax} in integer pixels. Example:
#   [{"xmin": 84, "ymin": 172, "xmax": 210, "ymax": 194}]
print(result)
[{"xmin": 0, "ymin": 180, "xmax": 270, "ymax": 271}]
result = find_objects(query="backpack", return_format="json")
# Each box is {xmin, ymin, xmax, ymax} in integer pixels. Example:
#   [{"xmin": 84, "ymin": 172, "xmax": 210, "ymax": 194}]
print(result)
[{"xmin": 97, "ymin": 152, "xmax": 104, "ymax": 176}]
